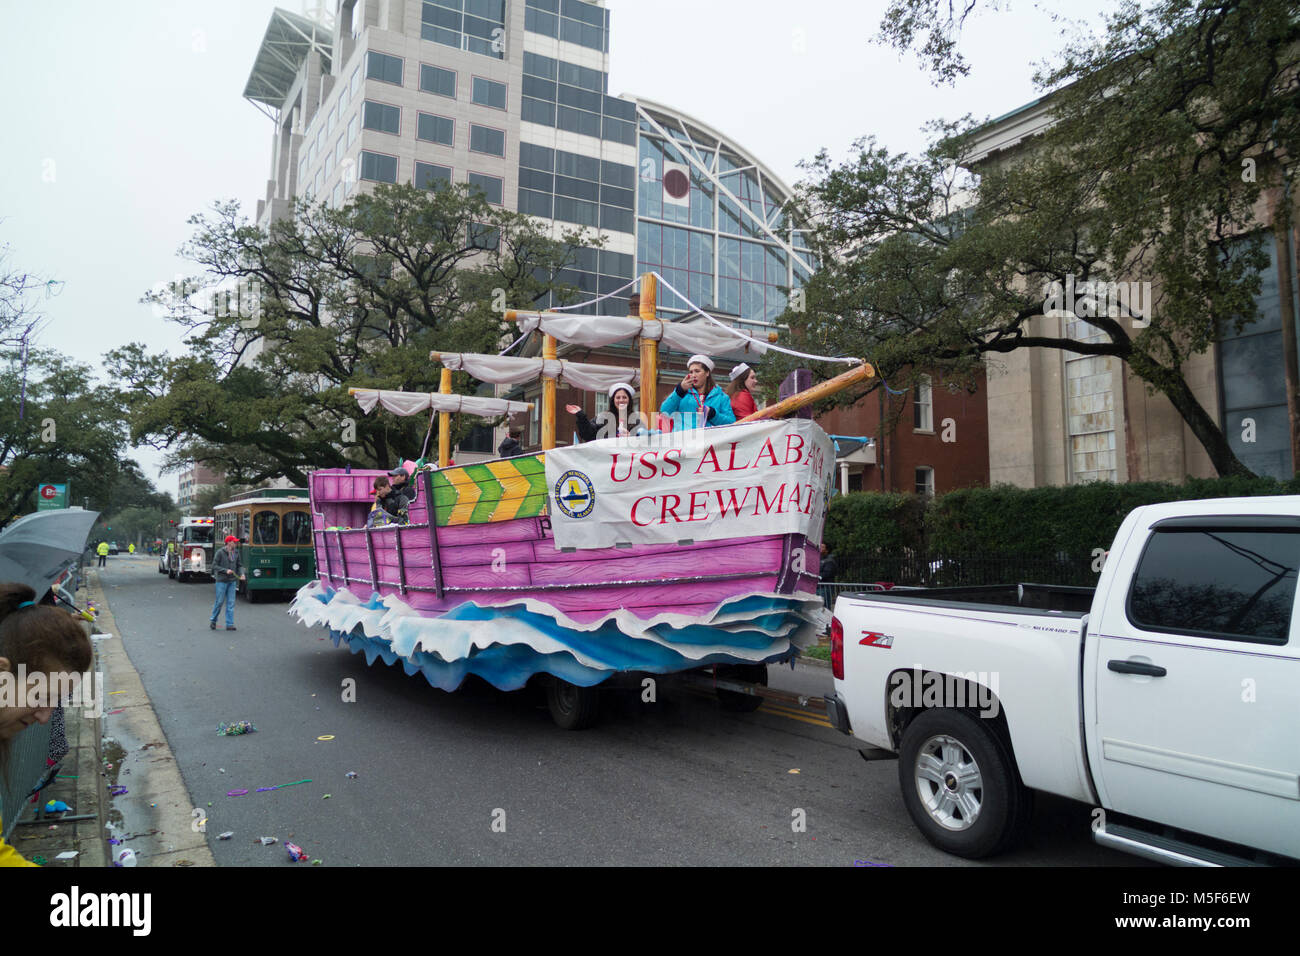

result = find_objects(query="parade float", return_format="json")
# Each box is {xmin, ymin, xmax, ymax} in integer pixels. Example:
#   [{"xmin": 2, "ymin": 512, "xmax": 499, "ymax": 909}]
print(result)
[{"xmin": 290, "ymin": 273, "xmax": 873, "ymax": 727}]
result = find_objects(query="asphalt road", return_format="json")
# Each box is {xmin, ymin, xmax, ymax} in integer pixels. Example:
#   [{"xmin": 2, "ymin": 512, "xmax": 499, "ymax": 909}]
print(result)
[{"xmin": 97, "ymin": 554, "xmax": 1135, "ymax": 866}]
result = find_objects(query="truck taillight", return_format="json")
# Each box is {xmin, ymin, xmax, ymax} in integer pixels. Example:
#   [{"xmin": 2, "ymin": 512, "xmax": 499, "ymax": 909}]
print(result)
[{"xmin": 831, "ymin": 616, "xmax": 844, "ymax": 680}]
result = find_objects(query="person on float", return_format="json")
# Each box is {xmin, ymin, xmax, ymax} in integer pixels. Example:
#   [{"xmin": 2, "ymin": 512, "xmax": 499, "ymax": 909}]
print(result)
[
  {"xmin": 566, "ymin": 382, "xmax": 640, "ymax": 442},
  {"xmin": 727, "ymin": 363, "xmax": 758, "ymax": 419},
  {"xmin": 659, "ymin": 355, "xmax": 735, "ymax": 430},
  {"xmin": 368, "ymin": 476, "xmax": 398, "ymax": 528}
]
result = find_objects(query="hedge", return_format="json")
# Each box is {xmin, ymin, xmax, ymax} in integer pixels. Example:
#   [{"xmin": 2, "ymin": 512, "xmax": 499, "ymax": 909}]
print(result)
[{"xmin": 825, "ymin": 475, "xmax": 1300, "ymax": 561}]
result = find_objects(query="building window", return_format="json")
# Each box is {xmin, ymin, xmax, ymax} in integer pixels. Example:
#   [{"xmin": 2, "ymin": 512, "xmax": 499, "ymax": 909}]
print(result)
[
  {"xmin": 520, "ymin": 142, "xmax": 554, "ymax": 172},
  {"xmin": 420, "ymin": 63, "xmax": 456, "ymax": 98},
  {"xmin": 468, "ymin": 222, "xmax": 501, "ymax": 250},
  {"xmin": 472, "ymin": 76, "xmax": 507, "ymax": 110},
  {"xmin": 521, "ymin": 97, "xmax": 556, "ymax": 127},
  {"xmin": 328, "ymin": 105, "xmax": 338, "ymax": 135},
  {"xmin": 366, "ymin": 50, "xmax": 403, "ymax": 86},
  {"xmin": 360, "ymin": 150, "xmax": 398, "ymax": 183},
  {"xmin": 469, "ymin": 124, "xmax": 505, "ymax": 156},
  {"xmin": 1218, "ymin": 236, "xmax": 1290, "ymax": 478},
  {"xmin": 335, "ymin": 138, "xmax": 346, "ymax": 164},
  {"xmin": 915, "ymin": 466, "xmax": 935, "ymax": 497},
  {"xmin": 415, "ymin": 162, "xmax": 452, "ymax": 190},
  {"xmin": 421, "ymin": 0, "xmax": 506, "ymax": 59},
  {"xmin": 467, "ymin": 172, "xmax": 503, "ymax": 205},
  {"xmin": 332, "ymin": 182, "xmax": 344, "ymax": 207},
  {"xmin": 363, "ymin": 100, "xmax": 400, "ymax": 135},
  {"xmin": 350, "ymin": 66, "xmax": 361, "ymax": 97},
  {"xmin": 417, "ymin": 112, "xmax": 455, "ymax": 146},
  {"xmin": 347, "ymin": 113, "xmax": 360, "ymax": 145},
  {"xmin": 913, "ymin": 375, "xmax": 933, "ymax": 431},
  {"xmin": 517, "ymin": 188, "xmax": 552, "ymax": 218}
]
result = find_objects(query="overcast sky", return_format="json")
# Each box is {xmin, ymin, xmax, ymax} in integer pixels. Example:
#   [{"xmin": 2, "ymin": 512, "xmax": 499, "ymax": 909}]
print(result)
[{"xmin": 0, "ymin": 0, "xmax": 1119, "ymax": 497}]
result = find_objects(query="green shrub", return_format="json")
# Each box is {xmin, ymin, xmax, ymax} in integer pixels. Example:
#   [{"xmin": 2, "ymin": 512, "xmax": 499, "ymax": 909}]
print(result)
[
  {"xmin": 825, "ymin": 491, "xmax": 925, "ymax": 557},
  {"xmin": 830, "ymin": 475, "xmax": 1300, "ymax": 561}
]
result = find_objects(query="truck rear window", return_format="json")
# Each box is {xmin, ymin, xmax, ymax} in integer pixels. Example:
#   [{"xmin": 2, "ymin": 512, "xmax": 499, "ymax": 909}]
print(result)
[{"xmin": 1127, "ymin": 528, "xmax": 1300, "ymax": 644}]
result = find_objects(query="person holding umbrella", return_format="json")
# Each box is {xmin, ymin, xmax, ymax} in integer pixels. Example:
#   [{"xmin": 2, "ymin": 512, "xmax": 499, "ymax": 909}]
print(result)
[{"xmin": 209, "ymin": 535, "xmax": 245, "ymax": 631}]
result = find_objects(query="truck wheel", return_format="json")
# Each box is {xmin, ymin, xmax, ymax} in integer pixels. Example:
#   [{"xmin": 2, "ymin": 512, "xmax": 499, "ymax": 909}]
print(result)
[
  {"xmin": 545, "ymin": 677, "xmax": 601, "ymax": 730},
  {"xmin": 897, "ymin": 709, "xmax": 1030, "ymax": 859},
  {"xmin": 168, "ymin": 566, "xmax": 176, "ymax": 579},
  {"xmin": 716, "ymin": 663, "xmax": 767, "ymax": 713}
]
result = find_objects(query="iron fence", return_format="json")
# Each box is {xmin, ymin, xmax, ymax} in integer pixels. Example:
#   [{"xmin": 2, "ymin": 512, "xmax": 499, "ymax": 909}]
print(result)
[
  {"xmin": 1, "ymin": 722, "xmax": 52, "ymax": 840},
  {"xmin": 826, "ymin": 551, "xmax": 1101, "ymax": 593}
]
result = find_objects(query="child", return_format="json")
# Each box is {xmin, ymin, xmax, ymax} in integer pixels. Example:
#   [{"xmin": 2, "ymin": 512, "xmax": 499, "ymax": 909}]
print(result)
[{"xmin": 367, "ymin": 476, "xmax": 396, "ymax": 528}]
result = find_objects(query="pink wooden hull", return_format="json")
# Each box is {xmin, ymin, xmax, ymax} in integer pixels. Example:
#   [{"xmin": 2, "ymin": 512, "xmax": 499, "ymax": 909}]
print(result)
[{"xmin": 310, "ymin": 470, "xmax": 820, "ymax": 623}]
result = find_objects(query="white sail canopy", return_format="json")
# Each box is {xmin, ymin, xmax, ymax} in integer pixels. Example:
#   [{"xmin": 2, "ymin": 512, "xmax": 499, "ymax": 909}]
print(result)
[
  {"xmin": 436, "ymin": 353, "xmax": 641, "ymax": 393},
  {"xmin": 352, "ymin": 389, "xmax": 533, "ymax": 418},
  {"xmin": 511, "ymin": 312, "xmax": 769, "ymax": 357}
]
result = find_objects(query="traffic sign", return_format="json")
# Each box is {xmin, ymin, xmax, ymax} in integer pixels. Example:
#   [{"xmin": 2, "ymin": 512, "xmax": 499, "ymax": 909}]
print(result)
[{"xmin": 36, "ymin": 483, "xmax": 68, "ymax": 510}]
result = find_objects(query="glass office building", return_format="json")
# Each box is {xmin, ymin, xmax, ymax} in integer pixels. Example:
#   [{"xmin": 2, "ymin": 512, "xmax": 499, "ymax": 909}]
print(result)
[{"xmin": 245, "ymin": 1, "xmax": 813, "ymax": 330}]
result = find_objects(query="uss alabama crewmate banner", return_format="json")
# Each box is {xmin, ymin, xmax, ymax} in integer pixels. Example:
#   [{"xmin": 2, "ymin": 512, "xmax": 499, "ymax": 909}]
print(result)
[{"xmin": 544, "ymin": 419, "xmax": 834, "ymax": 550}]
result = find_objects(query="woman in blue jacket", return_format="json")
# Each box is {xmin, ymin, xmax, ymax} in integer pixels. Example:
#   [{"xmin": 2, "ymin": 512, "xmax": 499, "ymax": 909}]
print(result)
[{"xmin": 659, "ymin": 354, "xmax": 736, "ymax": 430}]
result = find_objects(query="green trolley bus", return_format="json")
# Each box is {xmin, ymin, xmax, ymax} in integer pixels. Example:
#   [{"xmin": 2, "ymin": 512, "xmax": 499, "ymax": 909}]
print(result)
[{"xmin": 213, "ymin": 489, "xmax": 316, "ymax": 602}]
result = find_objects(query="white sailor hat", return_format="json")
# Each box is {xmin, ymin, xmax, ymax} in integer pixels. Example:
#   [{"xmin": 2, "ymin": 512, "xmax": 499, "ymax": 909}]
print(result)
[
  {"xmin": 608, "ymin": 382, "xmax": 636, "ymax": 400},
  {"xmin": 729, "ymin": 363, "xmax": 751, "ymax": 382},
  {"xmin": 687, "ymin": 354, "xmax": 714, "ymax": 372}
]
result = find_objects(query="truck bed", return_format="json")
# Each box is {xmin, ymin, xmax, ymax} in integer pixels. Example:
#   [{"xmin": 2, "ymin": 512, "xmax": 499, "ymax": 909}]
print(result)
[{"xmin": 838, "ymin": 582, "xmax": 1094, "ymax": 615}]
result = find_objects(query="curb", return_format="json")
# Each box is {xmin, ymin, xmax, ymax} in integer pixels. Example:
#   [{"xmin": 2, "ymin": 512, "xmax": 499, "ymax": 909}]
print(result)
[{"xmin": 86, "ymin": 570, "xmax": 216, "ymax": 868}]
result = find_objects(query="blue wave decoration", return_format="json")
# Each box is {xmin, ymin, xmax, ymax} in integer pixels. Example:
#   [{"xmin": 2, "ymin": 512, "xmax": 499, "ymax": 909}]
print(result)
[{"xmin": 292, "ymin": 582, "xmax": 827, "ymax": 693}]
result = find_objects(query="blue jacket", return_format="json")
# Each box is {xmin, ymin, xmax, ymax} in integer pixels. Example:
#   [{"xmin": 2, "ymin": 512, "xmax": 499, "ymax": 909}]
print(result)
[{"xmin": 660, "ymin": 384, "xmax": 736, "ymax": 430}]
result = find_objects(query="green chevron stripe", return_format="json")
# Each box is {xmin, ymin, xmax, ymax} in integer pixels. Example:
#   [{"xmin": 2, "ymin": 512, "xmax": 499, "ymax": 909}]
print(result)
[
  {"xmin": 423, "ymin": 455, "xmax": 550, "ymax": 526},
  {"xmin": 514, "ymin": 493, "xmax": 549, "ymax": 518},
  {"xmin": 513, "ymin": 456, "xmax": 548, "ymax": 500},
  {"xmin": 429, "ymin": 472, "xmax": 458, "ymax": 525},
  {"xmin": 465, "ymin": 464, "xmax": 504, "ymax": 523}
]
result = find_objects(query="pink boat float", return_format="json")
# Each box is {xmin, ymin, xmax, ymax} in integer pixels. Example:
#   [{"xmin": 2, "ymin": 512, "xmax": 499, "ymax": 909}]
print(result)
[{"xmin": 290, "ymin": 274, "xmax": 873, "ymax": 727}]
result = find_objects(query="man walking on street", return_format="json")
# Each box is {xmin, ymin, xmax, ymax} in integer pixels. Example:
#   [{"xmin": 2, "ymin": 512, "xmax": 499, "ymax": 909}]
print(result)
[{"xmin": 210, "ymin": 535, "xmax": 245, "ymax": 631}]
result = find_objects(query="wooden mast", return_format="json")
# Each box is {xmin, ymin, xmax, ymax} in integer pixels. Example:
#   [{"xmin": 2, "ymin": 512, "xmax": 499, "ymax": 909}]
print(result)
[
  {"xmin": 438, "ymin": 368, "xmax": 452, "ymax": 466},
  {"xmin": 541, "ymin": 332, "xmax": 557, "ymax": 450},
  {"xmin": 638, "ymin": 272, "xmax": 658, "ymax": 428}
]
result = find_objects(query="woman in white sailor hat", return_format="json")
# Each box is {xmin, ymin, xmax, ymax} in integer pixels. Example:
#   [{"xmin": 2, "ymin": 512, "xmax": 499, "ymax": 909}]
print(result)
[
  {"xmin": 726, "ymin": 363, "xmax": 758, "ymax": 419},
  {"xmin": 566, "ymin": 381, "xmax": 639, "ymax": 442},
  {"xmin": 658, "ymin": 354, "xmax": 736, "ymax": 431}
]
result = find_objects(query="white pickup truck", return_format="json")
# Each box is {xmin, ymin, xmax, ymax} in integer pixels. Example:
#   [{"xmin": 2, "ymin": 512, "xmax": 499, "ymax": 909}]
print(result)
[{"xmin": 824, "ymin": 497, "xmax": 1300, "ymax": 865}]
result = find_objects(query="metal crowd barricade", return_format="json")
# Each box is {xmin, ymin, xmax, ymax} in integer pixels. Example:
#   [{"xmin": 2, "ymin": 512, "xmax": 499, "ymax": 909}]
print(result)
[
  {"xmin": 1, "ymin": 722, "xmax": 53, "ymax": 840},
  {"xmin": 816, "ymin": 581, "xmax": 892, "ymax": 609}
]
